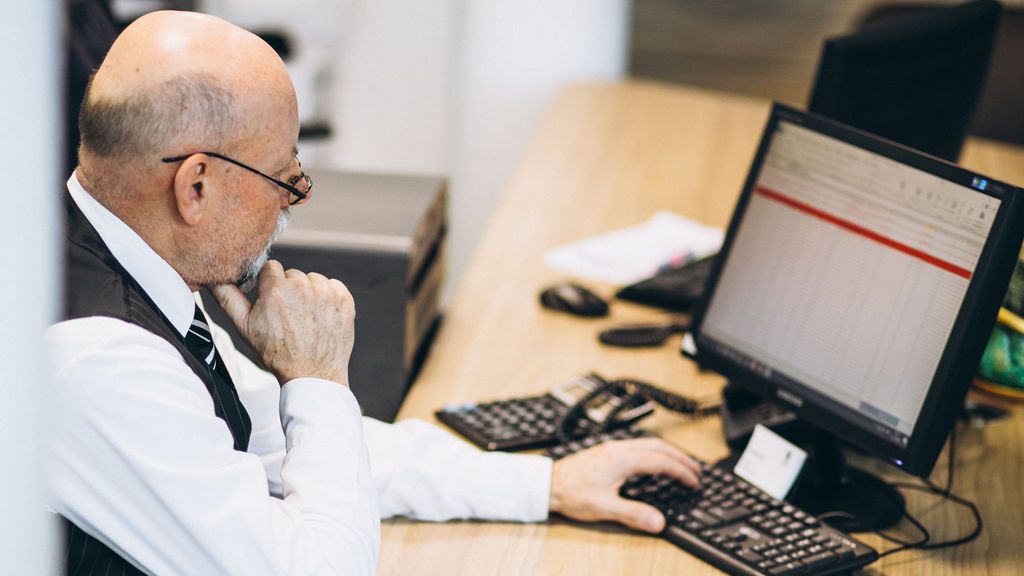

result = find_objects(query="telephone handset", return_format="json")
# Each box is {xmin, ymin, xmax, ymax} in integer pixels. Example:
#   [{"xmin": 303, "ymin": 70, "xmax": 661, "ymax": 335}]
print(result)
[{"xmin": 436, "ymin": 373, "xmax": 717, "ymax": 452}]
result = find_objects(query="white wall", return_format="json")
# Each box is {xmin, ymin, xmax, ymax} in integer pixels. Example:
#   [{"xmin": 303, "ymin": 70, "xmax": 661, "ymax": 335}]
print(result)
[
  {"xmin": 323, "ymin": 0, "xmax": 457, "ymax": 175},
  {"xmin": 0, "ymin": 2, "xmax": 61, "ymax": 574},
  {"xmin": 325, "ymin": 0, "xmax": 630, "ymax": 300},
  {"xmin": 447, "ymin": 1, "xmax": 630, "ymax": 299}
]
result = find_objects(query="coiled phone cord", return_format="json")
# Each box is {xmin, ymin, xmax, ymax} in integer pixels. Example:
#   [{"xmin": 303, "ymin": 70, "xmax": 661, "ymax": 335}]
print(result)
[{"xmin": 556, "ymin": 373, "xmax": 720, "ymax": 443}]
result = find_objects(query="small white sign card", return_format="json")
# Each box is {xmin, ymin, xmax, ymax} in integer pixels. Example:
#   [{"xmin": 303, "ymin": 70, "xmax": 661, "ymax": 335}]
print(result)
[{"xmin": 733, "ymin": 424, "xmax": 808, "ymax": 500}]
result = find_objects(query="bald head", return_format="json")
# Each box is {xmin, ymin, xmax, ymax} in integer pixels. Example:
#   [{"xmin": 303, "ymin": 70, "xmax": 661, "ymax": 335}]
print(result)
[
  {"xmin": 79, "ymin": 11, "xmax": 296, "ymax": 171},
  {"xmin": 74, "ymin": 11, "xmax": 304, "ymax": 292}
]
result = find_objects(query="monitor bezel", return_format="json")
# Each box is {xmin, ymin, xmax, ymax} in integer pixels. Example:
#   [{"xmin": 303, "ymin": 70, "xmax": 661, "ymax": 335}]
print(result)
[{"xmin": 690, "ymin": 102, "xmax": 1024, "ymax": 477}]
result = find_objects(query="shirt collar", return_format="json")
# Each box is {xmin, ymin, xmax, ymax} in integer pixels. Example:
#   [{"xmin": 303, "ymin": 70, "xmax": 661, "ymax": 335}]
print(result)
[{"xmin": 67, "ymin": 172, "xmax": 198, "ymax": 337}]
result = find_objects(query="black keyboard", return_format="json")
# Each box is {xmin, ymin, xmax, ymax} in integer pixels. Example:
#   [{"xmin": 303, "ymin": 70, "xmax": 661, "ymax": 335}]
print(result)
[
  {"xmin": 436, "ymin": 376, "xmax": 656, "ymax": 452},
  {"xmin": 616, "ymin": 253, "xmax": 716, "ymax": 311},
  {"xmin": 436, "ymin": 395, "xmax": 582, "ymax": 451},
  {"xmin": 545, "ymin": 427, "xmax": 649, "ymax": 459},
  {"xmin": 549, "ymin": 436, "xmax": 878, "ymax": 575}
]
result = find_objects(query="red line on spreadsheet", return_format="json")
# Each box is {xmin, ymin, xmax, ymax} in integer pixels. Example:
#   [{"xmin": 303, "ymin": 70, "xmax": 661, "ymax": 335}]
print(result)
[{"xmin": 755, "ymin": 185, "xmax": 972, "ymax": 280}]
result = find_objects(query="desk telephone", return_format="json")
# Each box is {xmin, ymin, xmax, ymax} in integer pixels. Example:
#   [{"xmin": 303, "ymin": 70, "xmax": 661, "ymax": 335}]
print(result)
[{"xmin": 436, "ymin": 373, "xmax": 717, "ymax": 452}]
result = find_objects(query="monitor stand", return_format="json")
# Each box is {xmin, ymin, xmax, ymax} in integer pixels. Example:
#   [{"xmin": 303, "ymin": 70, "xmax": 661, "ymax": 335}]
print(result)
[
  {"xmin": 788, "ymin": 430, "xmax": 905, "ymax": 532},
  {"xmin": 719, "ymin": 382, "xmax": 807, "ymax": 451},
  {"xmin": 716, "ymin": 385, "xmax": 905, "ymax": 532},
  {"xmin": 717, "ymin": 424, "xmax": 905, "ymax": 532}
]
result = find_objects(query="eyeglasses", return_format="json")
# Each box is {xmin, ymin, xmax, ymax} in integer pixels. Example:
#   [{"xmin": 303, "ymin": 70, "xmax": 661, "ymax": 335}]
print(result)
[{"xmin": 161, "ymin": 151, "xmax": 313, "ymax": 206}]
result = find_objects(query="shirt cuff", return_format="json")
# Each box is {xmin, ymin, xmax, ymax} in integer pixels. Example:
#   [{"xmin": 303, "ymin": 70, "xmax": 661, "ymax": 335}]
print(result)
[
  {"xmin": 279, "ymin": 378, "xmax": 362, "ymax": 448},
  {"xmin": 472, "ymin": 451, "xmax": 553, "ymax": 522}
]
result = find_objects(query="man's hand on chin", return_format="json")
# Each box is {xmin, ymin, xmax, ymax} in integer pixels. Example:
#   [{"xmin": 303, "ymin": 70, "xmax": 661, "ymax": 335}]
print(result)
[
  {"xmin": 211, "ymin": 259, "xmax": 356, "ymax": 387},
  {"xmin": 548, "ymin": 437, "xmax": 702, "ymax": 533}
]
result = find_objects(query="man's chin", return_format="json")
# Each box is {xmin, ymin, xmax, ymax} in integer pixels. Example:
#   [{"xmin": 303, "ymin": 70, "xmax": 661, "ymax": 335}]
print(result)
[
  {"xmin": 234, "ymin": 245, "xmax": 272, "ymax": 293},
  {"xmin": 235, "ymin": 273, "xmax": 258, "ymax": 293},
  {"xmin": 230, "ymin": 210, "xmax": 290, "ymax": 293},
  {"xmin": 234, "ymin": 255, "xmax": 265, "ymax": 293}
]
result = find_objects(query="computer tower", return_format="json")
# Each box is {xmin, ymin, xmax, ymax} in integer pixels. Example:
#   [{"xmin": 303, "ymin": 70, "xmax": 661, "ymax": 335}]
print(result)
[{"xmin": 202, "ymin": 169, "xmax": 447, "ymax": 422}]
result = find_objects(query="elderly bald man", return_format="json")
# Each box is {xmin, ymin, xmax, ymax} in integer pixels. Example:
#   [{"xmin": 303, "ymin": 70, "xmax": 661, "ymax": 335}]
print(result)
[{"xmin": 48, "ymin": 10, "xmax": 701, "ymax": 575}]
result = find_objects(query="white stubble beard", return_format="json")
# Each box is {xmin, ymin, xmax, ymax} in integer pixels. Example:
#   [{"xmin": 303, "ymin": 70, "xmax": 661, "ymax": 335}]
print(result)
[{"xmin": 236, "ymin": 207, "xmax": 291, "ymax": 292}]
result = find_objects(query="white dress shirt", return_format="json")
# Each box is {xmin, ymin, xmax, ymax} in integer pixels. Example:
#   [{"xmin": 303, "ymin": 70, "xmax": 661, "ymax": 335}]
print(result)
[{"xmin": 47, "ymin": 174, "xmax": 552, "ymax": 575}]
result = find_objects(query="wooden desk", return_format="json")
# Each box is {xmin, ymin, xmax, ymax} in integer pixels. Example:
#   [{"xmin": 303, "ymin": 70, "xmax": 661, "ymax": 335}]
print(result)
[{"xmin": 381, "ymin": 81, "xmax": 1024, "ymax": 575}]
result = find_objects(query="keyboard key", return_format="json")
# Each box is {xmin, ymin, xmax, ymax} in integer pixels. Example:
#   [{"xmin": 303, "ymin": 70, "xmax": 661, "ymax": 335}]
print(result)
[
  {"xmin": 769, "ymin": 560, "xmax": 805, "ymax": 576},
  {"xmin": 683, "ymin": 521, "xmax": 704, "ymax": 532},
  {"xmin": 709, "ymin": 506, "xmax": 752, "ymax": 522},
  {"xmin": 689, "ymin": 509, "xmax": 723, "ymax": 527},
  {"xmin": 721, "ymin": 541, "xmax": 741, "ymax": 553},
  {"xmin": 736, "ymin": 549, "xmax": 764, "ymax": 564},
  {"xmin": 802, "ymin": 551, "xmax": 837, "ymax": 570}
]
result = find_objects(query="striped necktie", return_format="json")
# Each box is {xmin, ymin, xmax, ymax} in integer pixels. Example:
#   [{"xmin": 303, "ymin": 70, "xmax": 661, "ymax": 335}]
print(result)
[
  {"xmin": 186, "ymin": 306, "xmax": 220, "ymax": 370},
  {"xmin": 184, "ymin": 304, "xmax": 252, "ymax": 451}
]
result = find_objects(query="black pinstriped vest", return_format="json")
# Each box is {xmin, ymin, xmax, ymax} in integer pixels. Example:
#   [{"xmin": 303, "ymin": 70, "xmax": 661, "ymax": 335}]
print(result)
[{"xmin": 61, "ymin": 189, "xmax": 252, "ymax": 575}]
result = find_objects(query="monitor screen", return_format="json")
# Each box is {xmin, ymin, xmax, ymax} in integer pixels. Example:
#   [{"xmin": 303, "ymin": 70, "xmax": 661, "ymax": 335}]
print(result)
[{"xmin": 692, "ymin": 104, "xmax": 1023, "ymax": 477}]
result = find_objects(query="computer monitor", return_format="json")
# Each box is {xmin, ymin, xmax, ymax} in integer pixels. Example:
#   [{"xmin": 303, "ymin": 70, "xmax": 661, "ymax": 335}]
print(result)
[
  {"xmin": 689, "ymin": 103, "xmax": 1024, "ymax": 529},
  {"xmin": 807, "ymin": 0, "xmax": 1001, "ymax": 162}
]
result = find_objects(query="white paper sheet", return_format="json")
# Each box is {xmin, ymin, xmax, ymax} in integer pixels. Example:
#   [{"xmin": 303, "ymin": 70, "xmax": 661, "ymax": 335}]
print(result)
[
  {"xmin": 734, "ymin": 424, "xmax": 808, "ymax": 499},
  {"xmin": 544, "ymin": 211, "xmax": 724, "ymax": 284}
]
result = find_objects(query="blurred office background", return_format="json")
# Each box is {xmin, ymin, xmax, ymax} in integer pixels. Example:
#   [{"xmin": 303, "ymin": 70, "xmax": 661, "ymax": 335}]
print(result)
[
  {"xmin": 64, "ymin": 0, "xmax": 1024, "ymax": 303},
  {"xmin": 5, "ymin": 0, "xmax": 1021, "ymax": 572}
]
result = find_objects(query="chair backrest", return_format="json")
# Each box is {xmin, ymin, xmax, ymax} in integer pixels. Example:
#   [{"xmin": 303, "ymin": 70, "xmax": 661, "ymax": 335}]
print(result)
[
  {"xmin": 66, "ymin": 0, "xmax": 120, "ymax": 174},
  {"xmin": 808, "ymin": 0, "xmax": 1001, "ymax": 162},
  {"xmin": 968, "ymin": 7, "xmax": 1024, "ymax": 145}
]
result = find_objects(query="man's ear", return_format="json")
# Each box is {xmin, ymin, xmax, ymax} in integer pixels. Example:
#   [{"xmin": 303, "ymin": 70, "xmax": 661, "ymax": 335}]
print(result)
[{"xmin": 172, "ymin": 155, "xmax": 211, "ymax": 226}]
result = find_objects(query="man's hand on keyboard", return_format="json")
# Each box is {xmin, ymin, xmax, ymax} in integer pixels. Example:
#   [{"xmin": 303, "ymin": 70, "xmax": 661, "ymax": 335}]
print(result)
[{"xmin": 548, "ymin": 437, "xmax": 701, "ymax": 533}]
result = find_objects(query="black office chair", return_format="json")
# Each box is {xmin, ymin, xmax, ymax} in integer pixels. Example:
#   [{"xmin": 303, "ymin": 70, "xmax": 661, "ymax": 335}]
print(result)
[
  {"xmin": 66, "ymin": 0, "xmax": 121, "ymax": 175},
  {"xmin": 856, "ymin": 1, "xmax": 1024, "ymax": 147},
  {"xmin": 66, "ymin": 0, "xmax": 198, "ymax": 175},
  {"xmin": 808, "ymin": 0, "xmax": 1001, "ymax": 162}
]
